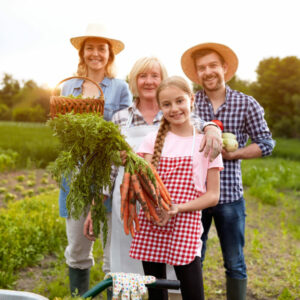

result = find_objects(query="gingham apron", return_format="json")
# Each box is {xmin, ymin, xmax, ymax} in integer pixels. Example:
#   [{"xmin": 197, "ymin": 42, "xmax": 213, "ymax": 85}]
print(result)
[{"xmin": 130, "ymin": 127, "xmax": 202, "ymax": 266}]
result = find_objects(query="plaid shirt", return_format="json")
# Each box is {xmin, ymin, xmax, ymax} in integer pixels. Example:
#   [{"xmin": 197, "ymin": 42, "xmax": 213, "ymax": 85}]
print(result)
[{"xmin": 194, "ymin": 86, "xmax": 275, "ymax": 204}]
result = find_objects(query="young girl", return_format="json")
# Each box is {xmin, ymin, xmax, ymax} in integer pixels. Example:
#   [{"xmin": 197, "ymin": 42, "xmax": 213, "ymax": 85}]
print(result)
[{"xmin": 129, "ymin": 76, "xmax": 223, "ymax": 300}]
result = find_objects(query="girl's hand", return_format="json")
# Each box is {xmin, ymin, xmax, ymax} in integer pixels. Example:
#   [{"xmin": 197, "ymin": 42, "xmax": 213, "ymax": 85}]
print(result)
[
  {"xmin": 83, "ymin": 211, "xmax": 96, "ymax": 241},
  {"xmin": 168, "ymin": 204, "xmax": 179, "ymax": 216},
  {"xmin": 155, "ymin": 204, "xmax": 179, "ymax": 226}
]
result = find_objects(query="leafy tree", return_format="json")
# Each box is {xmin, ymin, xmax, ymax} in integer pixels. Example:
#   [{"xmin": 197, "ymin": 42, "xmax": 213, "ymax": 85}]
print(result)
[
  {"xmin": 0, "ymin": 74, "xmax": 20, "ymax": 108},
  {"xmin": 253, "ymin": 56, "xmax": 300, "ymax": 137}
]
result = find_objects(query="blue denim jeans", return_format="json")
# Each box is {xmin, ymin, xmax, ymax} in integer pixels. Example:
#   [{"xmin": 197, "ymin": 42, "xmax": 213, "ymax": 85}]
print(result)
[{"xmin": 201, "ymin": 197, "xmax": 247, "ymax": 279}]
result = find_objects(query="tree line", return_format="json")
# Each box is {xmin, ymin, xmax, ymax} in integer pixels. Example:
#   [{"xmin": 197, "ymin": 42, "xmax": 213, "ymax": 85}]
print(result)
[{"xmin": 1, "ymin": 56, "xmax": 300, "ymax": 138}]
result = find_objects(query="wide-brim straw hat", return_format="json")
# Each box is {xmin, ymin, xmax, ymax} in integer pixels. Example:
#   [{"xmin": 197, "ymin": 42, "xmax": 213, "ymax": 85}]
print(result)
[
  {"xmin": 70, "ymin": 23, "xmax": 125, "ymax": 55},
  {"xmin": 181, "ymin": 42, "xmax": 238, "ymax": 84}
]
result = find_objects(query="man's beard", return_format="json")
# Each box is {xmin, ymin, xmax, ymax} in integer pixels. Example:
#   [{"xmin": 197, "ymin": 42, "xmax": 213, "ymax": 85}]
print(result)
[{"xmin": 203, "ymin": 74, "xmax": 223, "ymax": 92}]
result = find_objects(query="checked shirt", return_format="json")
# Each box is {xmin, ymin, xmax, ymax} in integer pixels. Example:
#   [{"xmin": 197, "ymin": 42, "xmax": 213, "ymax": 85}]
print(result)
[{"xmin": 194, "ymin": 85, "xmax": 275, "ymax": 204}]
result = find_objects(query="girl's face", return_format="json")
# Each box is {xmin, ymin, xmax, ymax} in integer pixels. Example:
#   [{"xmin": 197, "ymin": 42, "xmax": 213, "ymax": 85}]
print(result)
[
  {"xmin": 159, "ymin": 85, "xmax": 194, "ymax": 128},
  {"xmin": 136, "ymin": 62, "xmax": 162, "ymax": 101},
  {"xmin": 83, "ymin": 38, "xmax": 110, "ymax": 72}
]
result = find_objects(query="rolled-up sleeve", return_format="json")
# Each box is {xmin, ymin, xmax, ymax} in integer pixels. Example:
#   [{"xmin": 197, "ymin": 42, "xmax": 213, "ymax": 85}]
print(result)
[{"xmin": 246, "ymin": 98, "xmax": 275, "ymax": 157}]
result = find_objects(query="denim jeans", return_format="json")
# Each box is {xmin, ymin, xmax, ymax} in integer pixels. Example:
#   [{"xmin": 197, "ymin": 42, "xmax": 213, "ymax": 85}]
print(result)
[{"xmin": 201, "ymin": 197, "xmax": 247, "ymax": 279}]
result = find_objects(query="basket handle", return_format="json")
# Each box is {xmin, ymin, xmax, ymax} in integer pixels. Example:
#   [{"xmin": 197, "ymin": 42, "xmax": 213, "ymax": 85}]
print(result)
[{"xmin": 52, "ymin": 76, "xmax": 104, "ymax": 99}]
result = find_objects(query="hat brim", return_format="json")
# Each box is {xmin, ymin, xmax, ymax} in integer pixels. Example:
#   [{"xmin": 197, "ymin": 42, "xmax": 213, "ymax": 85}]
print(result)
[
  {"xmin": 181, "ymin": 42, "xmax": 238, "ymax": 84},
  {"xmin": 70, "ymin": 35, "xmax": 125, "ymax": 55}
]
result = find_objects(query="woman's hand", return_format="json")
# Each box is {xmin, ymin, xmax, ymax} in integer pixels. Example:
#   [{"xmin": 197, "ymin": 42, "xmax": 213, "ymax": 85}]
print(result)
[
  {"xmin": 120, "ymin": 150, "xmax": 127, "ymax": 165},
  {"xmin": 83, "ymin": 210, "xmax": 96, "ymax": 241}
]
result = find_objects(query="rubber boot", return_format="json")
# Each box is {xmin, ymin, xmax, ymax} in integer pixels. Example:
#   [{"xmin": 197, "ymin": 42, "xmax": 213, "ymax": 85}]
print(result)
[
  {"xmin": 226, "ymin": 276, "xmax": 247, "ymax": 300},
  {"xmin": 69, "ymin": 267, "xmax": 90, "ymax": 297}
]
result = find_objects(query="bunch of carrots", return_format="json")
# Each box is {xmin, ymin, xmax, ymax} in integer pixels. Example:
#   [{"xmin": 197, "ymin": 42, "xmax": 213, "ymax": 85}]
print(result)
[{"xmin": 120, "ymin": 162, "xmax": 172, "ymax": 237}]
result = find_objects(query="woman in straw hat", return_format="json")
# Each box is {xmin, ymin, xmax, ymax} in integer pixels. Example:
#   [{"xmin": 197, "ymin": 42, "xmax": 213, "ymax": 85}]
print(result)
[
  {"xmin": 58, "ymin": 23, "xmax": 132, "ymax": 297},
  {"xmin": 84, "ymin": 56, "xmax": 223, "ymax": 300}
]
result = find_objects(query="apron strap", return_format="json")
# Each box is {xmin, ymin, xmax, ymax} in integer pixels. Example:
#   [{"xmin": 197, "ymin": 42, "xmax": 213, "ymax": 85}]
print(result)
[
  {"xmin": 126, "ymin": 110, "xmax": 134, "ymax": 128},
  {"xmin": 191, "ymin": 126, "xmax": 196, "ymax": 156}
]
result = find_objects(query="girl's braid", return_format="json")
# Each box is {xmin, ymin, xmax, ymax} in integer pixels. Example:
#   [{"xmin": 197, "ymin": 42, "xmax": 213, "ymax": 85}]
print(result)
[{"xmin": 151, "ymin": 117, "xmax": 170, "ymax": 168}]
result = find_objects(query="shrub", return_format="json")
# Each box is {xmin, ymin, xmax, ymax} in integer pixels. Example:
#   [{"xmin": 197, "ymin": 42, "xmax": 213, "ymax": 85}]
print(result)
[
  {"xmin": 0, "ymin": 190, "xmax": 66, "ymax": 288},
  {"xmin": 0, "ymin": 148, "xmax": 18, "ymax": 172},
  {"xmin": 12, "ymin": 105, "xmax": 47, "ymax": 123},
  {"xmin": 0, "ymin": 103, "xmax": 12, "ymax": 120}
]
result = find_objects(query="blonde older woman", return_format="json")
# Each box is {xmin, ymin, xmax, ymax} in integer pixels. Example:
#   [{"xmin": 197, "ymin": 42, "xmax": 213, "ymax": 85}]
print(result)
[
  {"xmin": 84, "ymin": 56, "xmax": 221, "ymax": 299},
  {"xmin": 58, "ymin": 23, "xmax": 131, "ymax": 297}
]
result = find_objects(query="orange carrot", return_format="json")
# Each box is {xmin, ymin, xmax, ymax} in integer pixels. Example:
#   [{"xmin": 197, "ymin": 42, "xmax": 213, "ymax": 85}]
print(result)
[
  {"xmin": 127, "ymin": 186, "xmax": 136, "ymax": 233},
  {"xmin": 138, "ymin": 172, "xmax": 158, "ymax": 206},
  {"xmin": 143, "ymin": 192, "xmax": 160, "ymax": 222},
  {"xmin": 131, "ymin": 173, "xmax": 151, "ymax": 221},
  {"xmin": 120, "ymin": 172, "xmax": 131, "ymax": 219},
  {"xmin": 149, "ymin": 164, "xmax": 172, "ymax": 205},
  {"xmin": 156, "ymin": 186, "xmax": 170, "ymax": 211},
  {"xmin": 123, "ymin": 195, "xmax": 130, "ymax": 235},
  {"xmin": 129, "ymin": 222, "xmax": 135, "ymax": 237}
]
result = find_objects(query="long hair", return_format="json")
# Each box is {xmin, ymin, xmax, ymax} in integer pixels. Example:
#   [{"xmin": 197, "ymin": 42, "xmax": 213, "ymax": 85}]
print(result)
[
  {"xmin": 76, "ymin": 38, "xmax": 116, "ymax": 78},
  {"xmin": 151, "ymin": 76, "xmax": 194, "ymax": 168},
  {"xmin": 151, "ymin": 116, "xmax": 170, "ymax": 168}
]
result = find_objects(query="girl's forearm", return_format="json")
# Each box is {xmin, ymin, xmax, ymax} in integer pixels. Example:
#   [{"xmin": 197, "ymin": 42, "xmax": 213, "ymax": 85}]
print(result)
[{"xmin": 177, "ymin": 191, "xmax": 219, "ymax": 213}]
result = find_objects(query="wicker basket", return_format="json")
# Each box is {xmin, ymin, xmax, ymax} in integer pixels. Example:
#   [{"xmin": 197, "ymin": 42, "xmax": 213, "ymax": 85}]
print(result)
[{"xmin": 50, "ymin": 76, "xmax": 105, "ymax": 118}]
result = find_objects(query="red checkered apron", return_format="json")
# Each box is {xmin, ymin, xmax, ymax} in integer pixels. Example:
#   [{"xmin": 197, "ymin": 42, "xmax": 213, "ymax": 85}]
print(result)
[{"xmin": 130, "ymin": 130, "xmax": 203, "ymax": 266}]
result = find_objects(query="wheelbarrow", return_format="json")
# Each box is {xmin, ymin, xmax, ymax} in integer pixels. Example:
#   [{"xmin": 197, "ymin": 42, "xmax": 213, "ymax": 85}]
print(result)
[{"xmin": 0, "ymin": 277, "xmax": 180, "ymax": 299}]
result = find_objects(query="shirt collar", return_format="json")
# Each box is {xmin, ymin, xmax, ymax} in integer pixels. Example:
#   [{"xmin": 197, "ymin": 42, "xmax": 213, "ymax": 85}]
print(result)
[
  {"xmin": 199, "ymin": 85, "xmax": 232, "ymax": 102},
  {"xmin": 73, "ymin": 77, "xmax": 110, "ymax": 88},
  {"xmin": 100, "ymin": 77, "xmax": 110, "ymax": 87}
]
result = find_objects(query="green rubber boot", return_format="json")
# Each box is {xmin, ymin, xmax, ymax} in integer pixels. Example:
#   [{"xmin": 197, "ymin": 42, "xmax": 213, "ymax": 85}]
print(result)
[
  {"xmin": 69, "ymin": 267, "xmax": 90, "ymax": 297},
  {"xmin": 226, "ymin": 276, "xmax": 247, "ymax": 300}
]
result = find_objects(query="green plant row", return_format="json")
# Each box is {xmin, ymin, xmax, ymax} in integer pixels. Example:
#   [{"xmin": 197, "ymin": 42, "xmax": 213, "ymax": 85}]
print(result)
[
  {"xmin": 0, "ymin": 121, "xmax": 59, "ymax": 169},
  {"xmin": 241, "ymin": 157, "xmax": 300, "ymax": 205},
  {"xmin": 0, "ymin": 148, "xmax": 18, "ymax": 172},
  {"xmin": 0, "ymin": 190, "xmax": 66, "ymax": 288}
]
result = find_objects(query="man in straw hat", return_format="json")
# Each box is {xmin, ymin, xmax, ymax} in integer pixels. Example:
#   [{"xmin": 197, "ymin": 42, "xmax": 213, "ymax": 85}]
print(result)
[{"xmin": 181, "ymin": 43, "xmax": 275, "ymax": 299}]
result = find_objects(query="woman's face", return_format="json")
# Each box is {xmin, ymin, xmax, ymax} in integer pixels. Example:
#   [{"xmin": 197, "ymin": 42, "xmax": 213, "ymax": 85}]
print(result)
[
  {"xmin": 83, "ymin": 38, "xmax": 110, "ymax": 72},
  {"xmin": 136, "ymin": 62, "xmax": 162, "ymax": 101}
]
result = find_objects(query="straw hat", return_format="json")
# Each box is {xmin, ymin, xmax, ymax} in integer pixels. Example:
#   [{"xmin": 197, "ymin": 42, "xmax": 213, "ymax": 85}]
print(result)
[
  {"xmin": 70, "ymin": 23, "xmax": 125, "ymax": 55},
  {"xmin": 181, "ymin": 42, "xmax": 238, "ymax": 84}
]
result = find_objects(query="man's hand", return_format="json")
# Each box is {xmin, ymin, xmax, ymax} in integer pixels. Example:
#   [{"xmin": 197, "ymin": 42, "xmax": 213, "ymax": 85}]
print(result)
[
  {"xmin": 200, "ymin": 126, "xmax": 223, "ymax": 162},
  {"xmin": 221, "ymin": 148, "xmax": 238, "ymax": 160},
  {"xmin": 83, "ymin": 211, "xmax": 96, "ymax": 241}
]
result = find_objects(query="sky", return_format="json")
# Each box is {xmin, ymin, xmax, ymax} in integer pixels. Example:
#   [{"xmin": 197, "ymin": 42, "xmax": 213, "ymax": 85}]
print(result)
[{"xmin": 0, "ymin": 0, "xmax": 299, "ymax": 89}]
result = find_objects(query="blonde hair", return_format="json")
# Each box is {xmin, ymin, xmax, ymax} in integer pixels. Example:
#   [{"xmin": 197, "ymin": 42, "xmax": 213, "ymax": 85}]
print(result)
[
  {"xmin": 151, "ymin": 76, "xmax": 194, "ymax": 168},
  {"xmin": 156, "ymin": 76, "xmax": 193, "ymax": 103},
  {"xmin": 76, "ymin": 38, "xmax": 117, "ymax": 78},
  {"xmin": 128, "ymin": 56, "xmax": 168, "ymax": 98},
  {"xmin": 151, "ymin": 117, "xmax": 170, "ymax": 168}
]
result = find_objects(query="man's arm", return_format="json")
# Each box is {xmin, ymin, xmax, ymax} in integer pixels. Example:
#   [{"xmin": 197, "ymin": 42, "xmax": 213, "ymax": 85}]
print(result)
[
  {"xmin": 223, "ymin": 97, "xmax": 275, "ymax": 161},
  {"xmin": 222, "ymin": 143, "xmax": 262, "ymax": 160}
]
